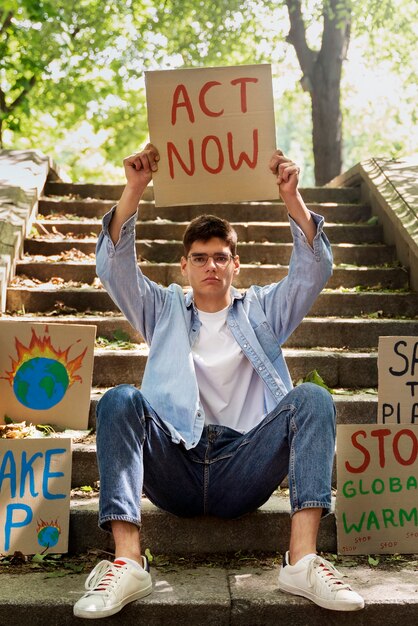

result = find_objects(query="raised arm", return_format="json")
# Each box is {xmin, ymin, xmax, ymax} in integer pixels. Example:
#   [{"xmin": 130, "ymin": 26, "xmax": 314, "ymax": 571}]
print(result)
[
  {"xmin": 109, "ymin": 144, "xmax": 160, "ymax": 244},
  {"xmin": 269, "ymin": 150, "xmax": 316, "ymax": 247}
]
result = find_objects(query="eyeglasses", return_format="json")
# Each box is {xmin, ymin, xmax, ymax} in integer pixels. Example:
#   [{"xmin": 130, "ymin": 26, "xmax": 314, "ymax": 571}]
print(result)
[{"xmin": 187, "ymin": 253, "xmax": 235, "ymax": 268}]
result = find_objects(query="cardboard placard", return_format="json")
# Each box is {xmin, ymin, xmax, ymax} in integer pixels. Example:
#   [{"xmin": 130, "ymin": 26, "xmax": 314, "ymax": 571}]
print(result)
[
  {"xmin": 0, "ymin": 437, "xmax": 72, "ymax": 554},
  {"xmin": 336, "ymin": 424, "xmax": 418, "ymax": 555},
  {"xmin": 378, "ymin": 336, "xmax": 418, "ymax": 424},
  {"xmin": 0, "ymin": 321, "xmax": 96, "ymax": 430},
  {"xmin": 145, "ymin": 64, "xmax": 277, "ymax": 206}
]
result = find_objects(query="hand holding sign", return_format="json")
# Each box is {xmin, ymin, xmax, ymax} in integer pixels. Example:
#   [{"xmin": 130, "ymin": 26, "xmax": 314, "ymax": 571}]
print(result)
[
  {"xmin": 123, "ymin": 144, "xmax": 160, "ymax": 190},
  {"xmin": 269, "ymin": 150, "xmax": 301, "ymax": 198}
]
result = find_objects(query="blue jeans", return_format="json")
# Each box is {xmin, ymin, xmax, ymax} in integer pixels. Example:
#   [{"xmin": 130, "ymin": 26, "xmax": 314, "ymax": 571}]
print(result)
[{"xmin": 96, "ymin": 383, "xmax": 336, "ymax": 532}]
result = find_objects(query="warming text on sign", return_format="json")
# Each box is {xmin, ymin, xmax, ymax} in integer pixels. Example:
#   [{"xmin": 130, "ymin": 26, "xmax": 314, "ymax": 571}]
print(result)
[{"xmin": 341, "ymin": 428, "xmax": 417, "ymax": 536}]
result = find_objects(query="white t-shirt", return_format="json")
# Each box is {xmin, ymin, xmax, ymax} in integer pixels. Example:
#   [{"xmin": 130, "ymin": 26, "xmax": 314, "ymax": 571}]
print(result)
[{"xmin": 192, "ymin": 306, "xmax": 266, "ymax": 432}]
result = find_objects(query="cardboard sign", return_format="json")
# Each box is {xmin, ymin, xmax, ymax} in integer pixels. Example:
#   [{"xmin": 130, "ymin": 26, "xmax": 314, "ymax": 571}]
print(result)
[
  {"xmin": 378, "ymin": 336, "xmax": 418, "ymax": 424},
  {"xmin": 336, "ymin": 424, "xmax": 418, "ymax": 555},
  {"xmin": 0, "ymin": 437, "xmax": 72, "ymax": 554},
  {"xmin": 145, "ymin": 64, "xmax": 277, "ymax": 206},
  {"xmin": 0, "ymin": 321, "xmax": 96, "ymax": 429}
]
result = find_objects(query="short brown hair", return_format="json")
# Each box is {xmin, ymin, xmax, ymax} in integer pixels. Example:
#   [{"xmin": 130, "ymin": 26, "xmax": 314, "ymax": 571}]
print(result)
[{"xmin": 183, "ymin": 214, "xmax": 238, "ymax": 256}]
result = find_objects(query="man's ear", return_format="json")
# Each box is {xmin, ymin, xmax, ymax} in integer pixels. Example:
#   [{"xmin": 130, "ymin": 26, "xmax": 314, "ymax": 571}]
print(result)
[
  {"xmin": 233, "ymin": 255, "xmax": 240, "ymax": 275},
  {"xmin": 180, "ymin": 256, "xmax": 188, "ymax": 276}
]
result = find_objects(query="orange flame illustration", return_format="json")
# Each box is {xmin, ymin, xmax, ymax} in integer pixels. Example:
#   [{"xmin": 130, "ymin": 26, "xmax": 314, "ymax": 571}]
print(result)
[
  {"xmin": 1, "ymin": 326, "xmax": 87, "ymax": 387},
  {"xmin": 36, "ymin": 518, "xmax": 61, "ymax": 534}
]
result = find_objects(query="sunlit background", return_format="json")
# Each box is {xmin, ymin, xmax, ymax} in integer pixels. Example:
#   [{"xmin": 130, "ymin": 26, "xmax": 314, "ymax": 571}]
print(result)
[{"xmin": 1, "ymin": 0, "xmax": 416, "ymax": 185}]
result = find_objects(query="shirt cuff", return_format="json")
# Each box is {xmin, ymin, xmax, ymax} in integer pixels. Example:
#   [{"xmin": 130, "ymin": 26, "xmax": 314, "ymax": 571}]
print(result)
[
  {"xmin": 102, "ymin": 205, "xmax": 137, "ymax": 247},
  {"xmin": 289, "ymin": 210, "xmax": 325, "ymax": 256}
]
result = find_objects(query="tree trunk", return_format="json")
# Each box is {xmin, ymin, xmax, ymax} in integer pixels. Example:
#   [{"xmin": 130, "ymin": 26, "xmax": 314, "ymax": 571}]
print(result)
[
  {"xmin": 285, "ymin": 0, "xmax": 351, "ymax": 185},
  {"xmin": 310, "ymin": 53, "xmax": 343, "ymax": 185}
]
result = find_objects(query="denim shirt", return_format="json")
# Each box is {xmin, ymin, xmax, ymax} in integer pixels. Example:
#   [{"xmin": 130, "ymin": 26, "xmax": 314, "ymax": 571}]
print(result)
[{"xmin": 96, "ymin": 207, "xmax": 333, "ymax": 449}]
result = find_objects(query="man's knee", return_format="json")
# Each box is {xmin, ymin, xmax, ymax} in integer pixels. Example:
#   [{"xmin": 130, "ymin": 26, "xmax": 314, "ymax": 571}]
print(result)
[
  {"xmin": 96, "ymin": 384, "xmax": 146, "ymax": 427},
  {"xmin": 291, "ymin": 382, "xmax": 336, "ymax": 426}
]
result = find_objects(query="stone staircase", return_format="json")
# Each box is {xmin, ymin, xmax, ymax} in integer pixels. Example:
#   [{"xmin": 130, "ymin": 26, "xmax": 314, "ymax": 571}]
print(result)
[{"xmin": 3, "ymin": 179, "xmax": 418, "ymax": 623}]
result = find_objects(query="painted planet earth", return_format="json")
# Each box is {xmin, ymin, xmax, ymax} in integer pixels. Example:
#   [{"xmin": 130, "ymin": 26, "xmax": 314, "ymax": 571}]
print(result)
[
  {"xmin": 37, "ymin": 525, "xmax": 60, "ymax": 548},
  {"xmin": 13, "ymin": 357, "xmax": 69, "ymax": 410}
]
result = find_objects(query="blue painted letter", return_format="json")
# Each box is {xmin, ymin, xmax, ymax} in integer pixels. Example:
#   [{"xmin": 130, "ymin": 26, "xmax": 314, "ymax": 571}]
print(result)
[
  {"xmin": 0, "ymin": 451, "xmax": 17, "ymax": 499},
  {"xmin": 42, "ymin": 449, "xmax": 66, "ymax": 500},
  {"xmin": 20, "ymin": 451, "xmax": 43, "ymax": 498},
  {"xmin": 4, "ymin": 503, "xmax": 33, "ymax": 552}
]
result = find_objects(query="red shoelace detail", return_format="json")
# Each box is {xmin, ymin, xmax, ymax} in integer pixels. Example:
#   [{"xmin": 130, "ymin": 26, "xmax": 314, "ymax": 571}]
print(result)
[{"xmin": 94, "ymin": 560, "xmax": 126, "ymax": 591}]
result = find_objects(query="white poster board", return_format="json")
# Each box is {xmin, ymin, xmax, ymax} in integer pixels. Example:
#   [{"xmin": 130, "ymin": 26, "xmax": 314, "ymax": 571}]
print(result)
[
  {"xmin": 0, "ymin": 437, "xmax": 72, "ymax": 554},
  {"xmin": 337, "ymin": 424, "xmax": 418, "ymax": 555},
  {"xmin": 0, "ymin": 321, "xmax": 95, "ymax": 430},
  {"xmin": 378, "ymin": 336, "xmax": 418, "ymax": 424},
  {"xmin": 146, "ymin": 64, "xmax": 277, "ymax": 206}
]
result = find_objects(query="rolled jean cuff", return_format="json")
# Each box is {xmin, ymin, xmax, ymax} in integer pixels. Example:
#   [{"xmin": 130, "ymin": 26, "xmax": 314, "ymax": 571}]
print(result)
[
  {"xmin": 98, "ymin": 514, "xmax": 141, "ymax": 534},
  {"xmin": 290, "ymin": 500, "xmax": 332, "ymax": 518}
]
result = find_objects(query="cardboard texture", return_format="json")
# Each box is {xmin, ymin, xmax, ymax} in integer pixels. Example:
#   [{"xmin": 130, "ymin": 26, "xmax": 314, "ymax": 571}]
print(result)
[
  {"xmin": 0, "ymin": 321, "xmax": 96, "ymax": 429},
  {"xmin": 336, "ymin": 424, "xmax": 418, "ymax": 555},
  {"xmin": 0, "ymin": 437, "xmax": 72, "ymax": 555},
  {"xmin": 145, "ymin": 64, "xmax": 277, "ymax": 206},
  {"xmin": 378, "ymin": 336, "xmax": 418, "ymax": 424}
]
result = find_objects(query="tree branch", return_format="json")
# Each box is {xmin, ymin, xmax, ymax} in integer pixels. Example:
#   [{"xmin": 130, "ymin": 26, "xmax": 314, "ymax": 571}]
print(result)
[
  {"xmin": 285, "ymin": 0, "xmax": 316, "ymax": 79},
  {"xmin": 0, "ymin": 10, "xmax": 13, "ymax": 37},
  {"xmin": 7, "ymin": 75, "xmax": 37, "ymax": 114},
  {"xmin": 0, "ymin": 86, "xmax": 6, "ymax": 113}
]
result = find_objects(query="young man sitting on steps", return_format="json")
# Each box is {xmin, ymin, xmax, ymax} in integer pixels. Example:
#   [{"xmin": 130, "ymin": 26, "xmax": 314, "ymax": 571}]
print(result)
[{"xmin": 73, "ymin": 144, "xmax": 365, "ymax": 618}]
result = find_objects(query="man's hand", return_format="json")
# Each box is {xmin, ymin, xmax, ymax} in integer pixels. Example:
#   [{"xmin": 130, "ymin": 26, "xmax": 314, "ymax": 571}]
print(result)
[
  {"xmin": 123, "ymin": 143, "xmax": 160, "ymax": 190},
  {"xmin": 108, "ymin": 144, "xmax": 160, "ymax": 245},
  {"xmin": 269, "ymin": 150, "xmax": 300, "ymax": 198},
  {"xmin": 269, "ymin": 149, "xmax": 316, "ymax": 247}
]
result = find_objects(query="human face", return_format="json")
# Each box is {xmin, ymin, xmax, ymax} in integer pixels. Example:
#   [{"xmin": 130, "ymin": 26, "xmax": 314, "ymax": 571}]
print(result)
[{"xmin": 181, "ymin": 237, "xmax": 240, "ymax": 312}]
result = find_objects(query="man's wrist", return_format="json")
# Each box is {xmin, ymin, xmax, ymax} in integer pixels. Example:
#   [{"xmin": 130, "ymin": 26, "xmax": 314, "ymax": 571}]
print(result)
[{"xmin": 279, "ymin": 187, "xmax": 300, "ymax": 201}]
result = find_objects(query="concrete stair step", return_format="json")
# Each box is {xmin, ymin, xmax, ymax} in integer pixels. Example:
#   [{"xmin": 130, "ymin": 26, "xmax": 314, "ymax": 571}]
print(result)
[
  {"xmin": 140, "ymin": 201, "xmax": 370, "ymax": 223},
  {"xmin": 38, "ymin": 200, "xmax": 371, "ymax": 223},
  {"xmin": 43, "ymin": 182, "xmax": 153, "ymax": 202},
  {"xmin": 43, "ymin": 182, "xmax": 361, "ymax": 203},
  {"xmin": 86, "ymin": 384, "xmax": 376, "ymax": 426},
  {"xmin": 7, "ymin": 287, "xmax": 418, "ymax": 316},
  {"xmin": 134, "ymin": 221, "xmax": 384, "ymax": 244},
  {"xmin": 72, "ymin": 391, "xmax": 377, "ymax": 488},
  {"xmin": 86, "ymin": 347, "xmax": 378, "ymax": 388},
  {"xmin": 39, "ymin": 197, "xmax": 371, "ymax": 223},
  {"xmin": 138, "ymin": 241, "xmax": 396, "ymax": 266},
  {"xmin": 6, "ymin": 314, "xmax": 417, "ymax": 350},
  {"xmin": 2, "ymin": 557, "xmax": 415, "ymax": 625},
  {"xmin": 81, "ymin": 388, "xmax": 377, "ymax": 431},
  {"xmin": 33, "ymin": 220, "xmax": 376, "ymax": 244},
  {"xmin": 24, "ymin": 237, "xmax": 397, "ymax": 266},
  {"xmin": 29, "ymin": 220, "xmax": 383, "ymax": 244},
  {"xmin": 15, "ymin": 259, "xmax": 409, "ymax": 290},
  {"xmin": 68, "ymin": 493, "xmax": 337, "ymax": 555}
]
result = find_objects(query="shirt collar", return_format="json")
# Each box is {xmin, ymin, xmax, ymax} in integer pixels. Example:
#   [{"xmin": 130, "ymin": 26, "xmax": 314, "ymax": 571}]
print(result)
[{"xmin": 185, "ymin": 286, "xmax": 245, "ymax": 309}]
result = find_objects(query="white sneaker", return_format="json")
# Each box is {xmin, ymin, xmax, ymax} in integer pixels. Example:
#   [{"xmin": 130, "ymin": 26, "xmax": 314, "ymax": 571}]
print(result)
[
  {"xmin": 278, "ymin": 551, "xmax": 365, "ymax": 611},
  {"xmin": 73, "ymin": 556, "xmax": 152, "ymax": 619}
]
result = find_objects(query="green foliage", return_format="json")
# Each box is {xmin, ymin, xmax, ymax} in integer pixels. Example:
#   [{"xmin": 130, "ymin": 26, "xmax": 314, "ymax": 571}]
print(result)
[
  {"xmin": 299, "ymin": 369, "xmax": 333, "ymax": 392},
  {"xmin": 1, "ymin": 0, "xmax": 416, "ymax": 182}
]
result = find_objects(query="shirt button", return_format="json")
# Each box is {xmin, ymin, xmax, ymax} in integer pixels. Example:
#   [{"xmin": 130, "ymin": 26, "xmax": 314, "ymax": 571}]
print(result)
[
  {"xmin": 243, "ymin": 343, "xmax": 248, "ymax": 348},
  {"xmin": 258, "ymin": 366, "xmax": 263, "ymax": 370},
  {"xmin": 275, "ymin": 391, "xmax": 280, "ymax": 396}
]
